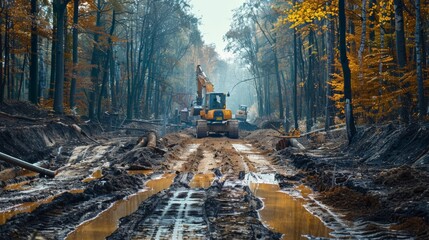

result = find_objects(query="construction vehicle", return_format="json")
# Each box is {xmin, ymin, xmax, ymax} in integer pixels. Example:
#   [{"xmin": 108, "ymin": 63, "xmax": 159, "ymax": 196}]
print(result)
[
  {"xmin": 191, "ymin": 65, "xmax": 239, "ymax": 138},
  {"xmin": 235, "ymin": 105, "xmax": 248, "ymax": 122}
]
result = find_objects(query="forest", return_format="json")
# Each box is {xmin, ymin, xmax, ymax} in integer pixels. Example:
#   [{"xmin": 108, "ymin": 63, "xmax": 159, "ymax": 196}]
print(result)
[
  {"xmin": 0, "ymin": 0, "xmax": 428, "ymax": 134},
  {"xmin": 1, "ymin": 1, "xmax": 429, "ymax": 239}
]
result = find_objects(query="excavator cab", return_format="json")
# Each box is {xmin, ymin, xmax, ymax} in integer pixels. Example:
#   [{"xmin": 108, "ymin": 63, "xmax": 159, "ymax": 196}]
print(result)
[{"xmin": 207, "ymin": 93, "xmax": 226, "ymax": 110}]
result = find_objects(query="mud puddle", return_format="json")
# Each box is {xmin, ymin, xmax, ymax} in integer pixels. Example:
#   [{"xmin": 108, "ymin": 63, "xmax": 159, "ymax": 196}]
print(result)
[
  {"xmin": 0, "ymin": 189, "xmax": 84, "ymax": 225},
  {"xmin": 247, "ymin": 174, "xmax": 332, "ymax": 239},
  {"xmin": 82, "ymin": 169, "xmax": 103, "ymax": 183},
  {"xmin": 66, "ymin": 173, "xmax": 175, "ymax": 240},
  {"xmin": 127, "ymin": 169, "xmax": 154, "ymax": 175},
  {"xmin": 189, "ymin": 172, "xmax": 215, "ymax": 188}
]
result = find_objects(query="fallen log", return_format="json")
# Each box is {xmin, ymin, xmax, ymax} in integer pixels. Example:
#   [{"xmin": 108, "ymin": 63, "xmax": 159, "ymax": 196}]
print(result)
[
  {"xmin": 0, "ymin": 152, "xmax": 56, "ymax": 178},
  {"xmin": 136, "ymin": 137, "xmax": 148, "ymax": 147},
  {"xmin": 147, "ymin": 132, "xmax": 157, "ymax": 148},
  {"xmin": 70, "ymin": 123, "xmax": 98, "ymax": 143},
  {"xmin": 290, "ymin": 138, "xmax": 305, "ymax": 150}
]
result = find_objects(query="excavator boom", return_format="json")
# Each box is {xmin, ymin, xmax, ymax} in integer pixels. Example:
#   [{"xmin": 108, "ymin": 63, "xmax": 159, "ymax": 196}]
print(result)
[{"xmin": 196, "ymin": 65, "xmax": 214, "ymax": 105}]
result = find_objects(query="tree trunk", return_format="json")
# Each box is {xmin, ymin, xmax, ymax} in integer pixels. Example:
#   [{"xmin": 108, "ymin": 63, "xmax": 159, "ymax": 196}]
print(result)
[
  {"xmin": 339, "ymin": 0, "xmax": 357, "ymax": 142},
  {"xmin": 306, "ymin": 30, "xmax": 314, "ymax": 132},
  {"xmin": 53, "ymin": 0, "xmax": 69, "ymax": 114},
  {"xmin": 97, "ymin": 10, "xmax": 116, "ymax": 120},
  {"xmin": 18, "ymin": 55, "xmax": 28, "ymax": 100},
  {"xmin": 394, "ymin": 0, "xmax": 409, "ymax": 123},
  {"xmin": 274, "ymin": 51, "xmax": 284, "ymax": 119},
  {"xmin": 358, "ymin": 0, "xmax": 367, "ymax": 64},
  {"xmin": 293, "ymin": 25, "xmax": 298, "ymax": 129},
  {"xmin": 325, "ymin": 7, "xmax": 335, "ymax": 130},
  {"xmin": 49, "ymin": 4, "xmax": 57, "ymax": 100},
  {"xmin": 3, "ymin": 7, "xmax": 11, "ymax": 99},
  {"xmin": 0, "ymin": 8, "xmax": 4, "ymax": 103},
  {"xmin": 38, "ymin": 42, "xmax": 46, "ymax": 99},
  {"xmin": 4, "ymin": 6, "xmax": 10, "ymax": 100},
  {"xmin": 415, "ymin": 0, "xmax": 426, "ymax": 118},
  {"xmin": 88, "ymin": 0, "xmax": 102, "ymax": 120},
  {"xmin": 29, "ymin": 0, "xmax": 39, "ymax": 104},
  {"xmin": 126, "ymin": 37, "xmax": 133, "ymax": 120},
  {"xmin": 70, "ymin": 0, "xmax": 79, "ymax": 110}
]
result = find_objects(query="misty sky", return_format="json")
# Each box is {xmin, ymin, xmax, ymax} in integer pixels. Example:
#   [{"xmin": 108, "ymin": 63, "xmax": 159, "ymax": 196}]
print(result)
[{"xmin": 189, "ymin": 0, "xmax": 245, "ymax": 60}]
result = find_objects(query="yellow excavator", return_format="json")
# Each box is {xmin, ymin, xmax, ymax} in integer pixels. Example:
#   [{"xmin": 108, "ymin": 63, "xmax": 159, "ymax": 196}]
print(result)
[{"xmin": 191, "ymin": 65, "xmax": 239, "ymax": 138}]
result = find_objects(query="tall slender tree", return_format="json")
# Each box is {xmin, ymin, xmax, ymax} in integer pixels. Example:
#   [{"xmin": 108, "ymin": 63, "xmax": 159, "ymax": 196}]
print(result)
[
  {"xmin": 53, "ymin": 0, "xmax": 70, "ymax": 114},
  {"xmin": 415, "ymin": 0, "xmax": 426, "ymax": 118},
  {"xmin": 339, "ymin": 0, "xmax": 357, "ymax": 142},
  {"xmin": 394, "ymin": 0, "xmax": 409, "ymax": 124},
  {"xmin": 70, "ymin": 0, "xmax": 79, "ymax": 111},
  {"xmin": 29, "ymin": 0, "xmax": 39, "ymax": 104}
]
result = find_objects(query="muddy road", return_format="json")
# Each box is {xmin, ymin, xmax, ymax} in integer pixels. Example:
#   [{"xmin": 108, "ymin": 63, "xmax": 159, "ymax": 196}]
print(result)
[
  {"xmin": 0, "ymin": 124, "xmax": 426, "ymax": 239},
  {"xmin": 0, "ymin": 131, "xmax": 327, "ymax": 239}
]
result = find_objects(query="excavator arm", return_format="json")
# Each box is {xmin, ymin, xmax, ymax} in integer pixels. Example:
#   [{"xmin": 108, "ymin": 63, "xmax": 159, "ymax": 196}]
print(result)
[{"xmin": 196, "ymin": 65, "xmax": 214, "ymax": 105}]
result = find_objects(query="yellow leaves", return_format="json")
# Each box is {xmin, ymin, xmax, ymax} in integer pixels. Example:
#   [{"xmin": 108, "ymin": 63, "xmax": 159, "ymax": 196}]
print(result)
[
  {"xmin": 377, "ymin": 0, "xmax": 394, "ymax": 24},
  {"xmin": 281, "ymin": 0, "xmax": 338, "ymax": 28}
]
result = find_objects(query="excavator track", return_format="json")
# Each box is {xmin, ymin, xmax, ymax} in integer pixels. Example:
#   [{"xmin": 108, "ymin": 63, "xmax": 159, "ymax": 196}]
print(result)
[
  {"xmin": 227, "ymin": 120, "xmax": 239, "ymax": 139},
  {"xmin": 196, "ymin": 120, "xmax": 208, "ymax": 138}
]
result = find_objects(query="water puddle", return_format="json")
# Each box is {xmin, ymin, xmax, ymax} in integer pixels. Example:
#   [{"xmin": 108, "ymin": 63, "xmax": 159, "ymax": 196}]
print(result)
[
  {"xmin": 0, "ymin": 189, "xmax": 84, "ymax": 225},
  {"xmin": 3, "ymin": 181, "xmax": 31, "ymax": 191},
  {"xmin": 127, "ymin": 170, "xmax": 154, "ymax": 175},
  {"xmin": 249, "ymin": 182, "xmax": 332, "ymax": 239},
  {"xmin": 189, "ymin": 173, "xmax": 215, "ymax": 188},
  {"xmin": 19, "ymin": 169, "xmax": 38, "ymax": 177},
  {"xmin": 82, "ymin": 169, "xmax": 103, "ymax": 183},
  {"xmin": 66, "ymin": 173, "xmax": 176, "ymax": 240}
]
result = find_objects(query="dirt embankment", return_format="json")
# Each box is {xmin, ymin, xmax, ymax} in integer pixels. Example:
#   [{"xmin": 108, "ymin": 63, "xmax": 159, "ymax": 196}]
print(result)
[
  {"xmin": 273, "ymin": 124, "xmax": 429, "ymax": 238},
  {"xmin": 0, "ymin": 101, "xmax": 101, "ymax": 167}
]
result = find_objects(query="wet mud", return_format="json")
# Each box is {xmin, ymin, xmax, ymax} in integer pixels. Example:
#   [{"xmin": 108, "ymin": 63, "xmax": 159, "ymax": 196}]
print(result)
[{"xmin": 1, "ymin": 102, "xmax": 427, "ymax": 239}]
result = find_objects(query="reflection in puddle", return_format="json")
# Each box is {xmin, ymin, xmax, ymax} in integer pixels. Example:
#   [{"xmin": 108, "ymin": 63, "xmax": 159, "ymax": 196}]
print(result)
[
  {"xmin": 66, "ymin": 173, "xmax": 176, "ymax": 240},
  {"xmin": 82, "ymin": 169, "xmax": 103, "ymax": 183},
  {"xmin": 189, "ymin": 173, "xmax": 215, "ymax": 188},
  {"xmin": 127, "ymin": 170, "xmax": 154, "ymax": 175},
  {"xmin": 0, "ymin": 189, "xmax": 84, "ymax": 225},
  {"xmin": 3, "ymin": 181, "xmax": 31, "ymax": 191},
  {"xmin": 250, "ymin": 183, "xmax": 332, "ymax": 240}
]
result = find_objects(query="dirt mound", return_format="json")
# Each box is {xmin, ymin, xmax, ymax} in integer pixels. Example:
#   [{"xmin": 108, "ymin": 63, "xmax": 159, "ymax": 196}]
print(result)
[
  {"xmin": 245, "ymin": 129, "xmax": 281, "ymax": 151},
  {"xmin": 162, "ymin": 131, "xmax": 193, "ymax": 148},
  {"xmin": 321, "ymin": 186, "xmax": 380, "ymax": 219},
  {"xmin": 121, "ymin": 146, "xmax": 166, "ymax": 170},
  {"xmin": 84, "ymin": 168, "xmax": 144, "ymax": 195},
  {"xmin": 346, "ymin": 124, "xmax": 429, "ymax": 168}
]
